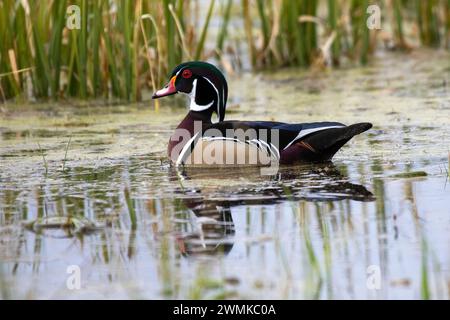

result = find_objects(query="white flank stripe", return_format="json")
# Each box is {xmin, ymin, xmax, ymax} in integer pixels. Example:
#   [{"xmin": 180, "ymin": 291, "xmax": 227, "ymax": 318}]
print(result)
[
  {"xmin": 283, "ymin": 125, "xmax": 345, "ymax": 150},
  {"xmin": 202, "ymin": 76, "xmax": 220, "ymax": 122},
  {"xmin": 249, "ymin": 139, "xmax": 279, "ymax": 160},
  {"xmin": 203, "ymin": 136, "xmax": 242, "ymax": 143},
  {"xmin": 258, "ymin": 139, "xmax": 277, "ymax": 159},
  {"xmin": 270, "ymin": 143, "xmax": 281, "ymax": 160}
]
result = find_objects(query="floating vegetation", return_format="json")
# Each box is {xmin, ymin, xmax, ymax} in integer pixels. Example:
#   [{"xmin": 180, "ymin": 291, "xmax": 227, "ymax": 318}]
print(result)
[
  {"xmin": 1, "ymin": 0, "xmax": 449, "ymax": 102},
  {"xmin": 390, "ymin": 171, "xmax": 428, "ymax": 178}
]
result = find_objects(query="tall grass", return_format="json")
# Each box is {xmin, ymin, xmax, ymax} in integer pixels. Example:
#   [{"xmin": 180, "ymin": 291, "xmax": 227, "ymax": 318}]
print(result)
[
  {"xmin": 0, "ymin": 0, "xmax": 449, "ymax": 102},
  {"xmin": 0, "ymin": 0, "xmax": 221, "ymax": 102},
  {"xmin": 416, "ymin": 0, "xmax": 441, "ymax": 47},
  {"xmin": 243, "ymin": 0, "xmax": 449, "ymax": 68}
]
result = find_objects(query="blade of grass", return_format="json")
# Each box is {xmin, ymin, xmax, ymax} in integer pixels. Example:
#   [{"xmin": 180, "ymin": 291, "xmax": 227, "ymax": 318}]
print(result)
[
  {"xmin": 216, "ymin": 0, "xmax": 232, "ymax": 55},
  {"xmin": 62, "ymin": 136, "xmax": 72, "ymax": 172},
  {"xmin": 360, "ymin": 0, "xmax": 370, "ymax": 65},
  {"xmin": 140, "ymin": 13, "xmax": 162, "ymax": 111},
  {"xmin": 327, "ymin": 0, "xmax": 341, "ymax": 65},
  {"xmin": 168, "ymin": 4, "xmax": 192, "ymax": 60},
  {"xmin": 133, "ymin": 0, "xmax": 142, "ymax": 101},
  {"xmin": 163, "ymin": 0, "xmax": 176, "ymax": 68},
  {"xmin": 49, "ymin": 0, "xmax": 67, "ymax": 98},
  {"xmin": 77, "ymin": 0, "xmax": 88, "ymax": 98},
  {"xmin": 421, "ymin": 239, "xmax": 431, "ymax": 299},
  {"xmin": 124, "ymin": 188, "xmax": 137, "ymax": 229},
  {"xmin": 242, "ymin": 0, "xmax": 256, "ymax": 67},
  {"xmin": 91, "ymin": 0, "xmax": 104, "ymax": 96},
  {"xmin": 195, "ymin": 0, "xmax": 215, "ymax": 60},
  {"xmin": 37, "ymin": 142, "xmax": 48, "ymax": 177},
  {"xmin": 393, "ymin": 0, "xmax": 406, "ymax": 48}
]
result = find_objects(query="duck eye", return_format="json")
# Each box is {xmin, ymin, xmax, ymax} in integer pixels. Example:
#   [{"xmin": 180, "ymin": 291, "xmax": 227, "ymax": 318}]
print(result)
[{"xmin": 182, "ymin": 69, "xmax": 192, "ymax": 79}]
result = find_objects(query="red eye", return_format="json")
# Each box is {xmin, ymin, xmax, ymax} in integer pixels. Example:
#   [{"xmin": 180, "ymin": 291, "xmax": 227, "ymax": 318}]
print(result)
[{"xmin": 182, "ymin": 69, "xmax": 192, "ymax": 79}]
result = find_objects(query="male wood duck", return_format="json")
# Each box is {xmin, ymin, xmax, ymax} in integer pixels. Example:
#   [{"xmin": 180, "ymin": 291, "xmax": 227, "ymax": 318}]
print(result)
[{"xmin": 152, "ymin": 61, "xmax": 372, "ymax": 167}]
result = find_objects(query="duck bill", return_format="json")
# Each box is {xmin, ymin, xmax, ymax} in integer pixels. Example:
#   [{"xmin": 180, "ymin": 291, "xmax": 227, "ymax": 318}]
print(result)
[{"xmin": 152, "ymin": 75, "xmax": 177, "ymax": 99}]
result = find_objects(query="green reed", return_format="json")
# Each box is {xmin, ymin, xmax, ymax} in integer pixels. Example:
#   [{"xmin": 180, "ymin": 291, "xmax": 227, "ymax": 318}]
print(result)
[
  {"xmin": 327, "ymin": 0, "xmax": 341, "ymax": 65},
  {"xmin": 0, "ymin": 0, "xmax": 221, "ymax": 102},
  {"xmin": 247, "ymin": 0, "xmax": 448, "ymax": 68},
  {"xmin": 0, "ymin": 0, "xmax": 449, "ymax": 102},
  {"xmin": 446, "ymin": 0, "xmax": 450, "ymax": 48},
  {"xmin": 392, "ymin": 0, "xmax": 405, "ymax": 48},
  {"xmin": 216, "ymin": 0, "xmax": 233, "ymax": 55},
  {"xmin": 417, "ymin": 0, "xmax": 441, "ymax": 47}
]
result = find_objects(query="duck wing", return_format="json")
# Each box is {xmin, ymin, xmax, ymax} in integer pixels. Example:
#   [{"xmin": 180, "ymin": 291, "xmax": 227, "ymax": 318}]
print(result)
[{"xmin": 203, "ymin": 120, "xmax": 347, "ymax": 151}]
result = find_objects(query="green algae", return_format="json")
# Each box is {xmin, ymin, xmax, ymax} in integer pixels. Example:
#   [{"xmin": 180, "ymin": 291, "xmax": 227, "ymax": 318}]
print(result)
[
  {"xmin": 0, "ymin": 50, "xmax": 449, "ymax": 299},
  {"xmin": 391, "ymin": 171, "xmax": 428, "ymax": 179}
]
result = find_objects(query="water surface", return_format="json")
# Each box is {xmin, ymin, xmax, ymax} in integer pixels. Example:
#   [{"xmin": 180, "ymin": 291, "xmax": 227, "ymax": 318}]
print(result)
[{"xmin": 0, "ymin": 50, "xmax": 449, "ymax": 299}]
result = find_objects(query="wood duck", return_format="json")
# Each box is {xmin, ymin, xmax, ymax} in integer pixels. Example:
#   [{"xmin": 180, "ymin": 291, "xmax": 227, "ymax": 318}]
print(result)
[{"xmin": 152, "ymin": 61, "xmax": 372, "ymax": 167}]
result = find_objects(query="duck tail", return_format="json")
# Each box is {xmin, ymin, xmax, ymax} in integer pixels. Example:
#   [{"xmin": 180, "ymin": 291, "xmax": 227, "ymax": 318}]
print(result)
[{"xmin": 283, "ymin": 122, "xmax": 372, "ymax": 163}]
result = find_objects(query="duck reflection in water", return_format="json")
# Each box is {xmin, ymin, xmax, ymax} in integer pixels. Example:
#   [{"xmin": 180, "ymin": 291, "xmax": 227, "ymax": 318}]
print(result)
[{"xmin": 171, "ymin": 163, "xmax": 374, "ymax": 257}]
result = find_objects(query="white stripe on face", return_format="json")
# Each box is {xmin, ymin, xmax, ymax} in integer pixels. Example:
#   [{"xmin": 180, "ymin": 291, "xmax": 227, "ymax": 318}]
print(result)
[
  {"xmin": 222, "ymin": 87, "xmax": 226, "ymax": 119},
  {"xmin": 202, "ymin": 76, "xmax": 220, "ymax": 121}
]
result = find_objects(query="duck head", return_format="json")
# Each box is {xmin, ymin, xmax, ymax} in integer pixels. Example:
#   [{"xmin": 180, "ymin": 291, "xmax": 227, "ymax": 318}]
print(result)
[{"xmin": 152, "ymin": 61, "xmax": 228, "ymax": 122}]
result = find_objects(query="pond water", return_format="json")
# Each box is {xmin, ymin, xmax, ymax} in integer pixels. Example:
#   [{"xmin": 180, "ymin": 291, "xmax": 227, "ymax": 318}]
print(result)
[{"xmin": 0, "ymin": 50, "xmax": 449, "ymax": 299}]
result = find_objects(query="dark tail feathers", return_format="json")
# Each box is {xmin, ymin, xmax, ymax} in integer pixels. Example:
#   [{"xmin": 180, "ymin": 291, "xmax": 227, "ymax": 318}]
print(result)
[{"xmin": 300, "ymin": 122, "xmax": 372, "ymax": 161}]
